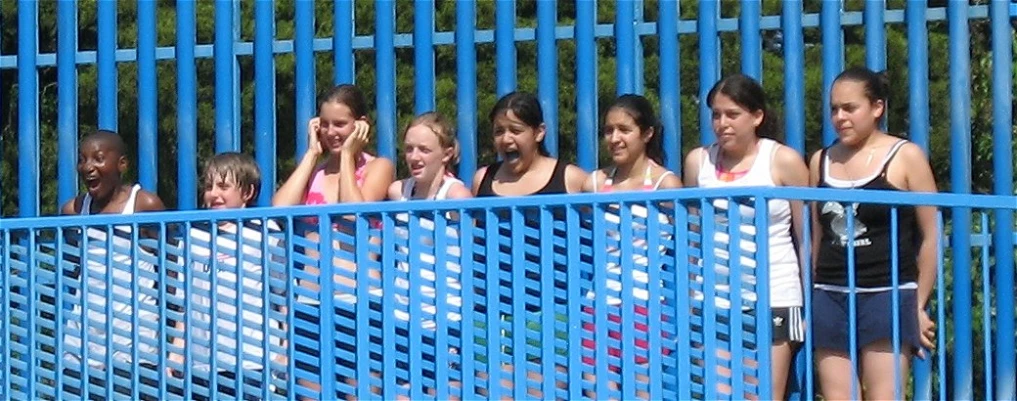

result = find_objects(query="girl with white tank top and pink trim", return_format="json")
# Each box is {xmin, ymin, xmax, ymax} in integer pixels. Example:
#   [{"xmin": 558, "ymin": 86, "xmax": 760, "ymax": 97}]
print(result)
[
  {"xmin": 580, "ymin": 94, "xmax": 681, "ymax": 400},
  {"xmin": 683, "ymin": 74, "xmax": 810, "ymax": 400}
]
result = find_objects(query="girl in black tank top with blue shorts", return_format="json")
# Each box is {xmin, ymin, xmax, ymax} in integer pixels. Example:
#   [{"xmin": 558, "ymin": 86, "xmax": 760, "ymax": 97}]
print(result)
[{"xmin": 810, "ymin": 67, "xmax": 940, "ymax": 400}]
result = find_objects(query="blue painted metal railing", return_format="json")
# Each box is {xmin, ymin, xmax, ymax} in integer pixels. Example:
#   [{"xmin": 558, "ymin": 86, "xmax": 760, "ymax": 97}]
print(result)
[
  {"xmin": 1, "ymin": 1, "xmax": 1015, "ymax": 400},
  {"xmin": 1, "ymin": 188, "xmax": 1015, "ymax": 400}
]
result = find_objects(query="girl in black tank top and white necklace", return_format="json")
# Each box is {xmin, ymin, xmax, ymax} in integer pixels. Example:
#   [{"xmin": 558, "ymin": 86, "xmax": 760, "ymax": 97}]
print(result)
[{"xmin": 808, "ymin": 67, "xmax": 940, "ymax": 400}]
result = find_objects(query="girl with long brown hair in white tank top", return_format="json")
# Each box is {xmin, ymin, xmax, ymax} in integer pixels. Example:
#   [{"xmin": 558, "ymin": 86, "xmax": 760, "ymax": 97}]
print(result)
[{"xmin": 683, "ymin": 75, "xmax": 809, "ymax": 400}]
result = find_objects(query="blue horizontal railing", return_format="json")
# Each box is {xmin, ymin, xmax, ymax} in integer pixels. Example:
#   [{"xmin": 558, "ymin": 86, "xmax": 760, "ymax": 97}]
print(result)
[{"xmin": 0, "ymin": 187, "xmax": 1014, "ymax": 400}]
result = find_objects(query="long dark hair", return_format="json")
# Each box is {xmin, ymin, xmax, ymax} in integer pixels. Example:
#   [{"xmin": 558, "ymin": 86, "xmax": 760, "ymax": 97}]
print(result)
[
  {"xmin": 487, "ymin": 91, "xmax": 550, "ymax": 156},
  {"xmin": 707, "ymin": 74, "xmax": 778, "ymax": 140},
  {"xmin": 605, "ymin": 94, "xmax": 664, "ymax": 165}
]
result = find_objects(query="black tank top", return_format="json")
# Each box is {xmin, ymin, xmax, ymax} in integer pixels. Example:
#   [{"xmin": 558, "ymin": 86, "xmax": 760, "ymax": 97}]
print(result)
[
  {"xmin": 815, "ymin": 140, "xmax": 919, "ymax": 287},
  {"xmin": 475, "ymin": 159, "xmax": 569, "ymax": 197}
]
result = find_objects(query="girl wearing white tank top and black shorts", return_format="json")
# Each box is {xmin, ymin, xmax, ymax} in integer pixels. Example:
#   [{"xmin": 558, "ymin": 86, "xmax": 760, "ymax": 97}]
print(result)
[
  {"xmin": 580, "ymin": 94, "xmax": 682, "ymax": 400},
  {"xmin": 684, "ymin": 75, "xmax": 809, "ymax": 400}
]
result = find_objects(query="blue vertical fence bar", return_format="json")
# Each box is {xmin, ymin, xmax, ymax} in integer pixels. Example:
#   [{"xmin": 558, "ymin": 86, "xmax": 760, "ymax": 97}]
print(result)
[
  {"xmin": 295, "ymin": 0, "xmax": 316, "ymax": 157},
  {"xmin": 821, "ymin": 0, "xmax": 842, "ymax": 146},
  {"xmin": 414, "ymin": 0, "xmax": 435, "ymax": 115},
  {"xmin": 57, "ymin": 0, "xmax": 78, "ymax": 209},
  {"xmin": 177, "ymin": 0, "xmax": 197, "ymax": 210},
  {"xmin": 215, "ymin": 0, "xmax": 239, "ymax": 153},
  {"xmin": 991, "ymin": 1, "xmax": 1016, "ymax": 398},
  {"xmin": 739, "ymin": 0, "xmax": 761, "ymax": 80},
  {"xmin": 864, "ymin": 0, "xmax": 886, "ymax": 73},
  {"xmin": 455, "ymin": 0, "xmax": 477, "ymax": 182},
  {"xmin": 495, "ymin": 0, "xmax": 516, "ymax": 96},
  {"xmin": 948, "ymin": 2, "xmax": 973, "ymax": 399},
  {"xmin": 906, "ymin": 1, "xmax": 929, "ymax": 151},
  {"xmin": 908, "ymin": 1, "xmax": 932, "ymax": 395},
  {"xmin": 18, "ymin": 0, "xmax": 38, "ymax": 217},
  {"xmin": 633, "ymin": 1, "xmax": 644, "ymax": 94},
  {"xmin": 537, "ymin": 0, "xmax": 558, "ymax": 156},
  {"xmin": 657, "ymin": 0, "xmax": 679, "ymax": 173},
  {"xmin": 616, "ymin": 0, "xmax": 636, "ymax": 95},
  {"xmin": 137, "ymin": 0, "xmax": 158, "ymax": 192},
  {"xmin": 376, "ymin": 0, "xmax": 397, "ymax": 162},
  {"xmin": 575, "ymin": 0, "xmax": 597, "ymax": 172},
  {"xmin": 97, "ymin": 0, "xmax": 118, "ymax": 131},
  {"xmin": 254, "ymin": 0, "xmax": 277, "ymax": 207},
  {"xmin": 698, "ymin": 0, "xmax": 719, "ymax": 145},
  {"xmin": 334, "ymin": 0, "xmax": 354, "ymax": 84},
  {"xmin": 782, "ymin": 0, "xmax": 805, "ymax": 154}
]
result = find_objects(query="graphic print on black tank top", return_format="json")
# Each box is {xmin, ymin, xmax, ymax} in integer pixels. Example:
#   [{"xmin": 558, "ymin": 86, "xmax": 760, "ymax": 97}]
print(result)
[{"xmin": 815, "ymin": 140, "xmax": 919, "ymax": 288}]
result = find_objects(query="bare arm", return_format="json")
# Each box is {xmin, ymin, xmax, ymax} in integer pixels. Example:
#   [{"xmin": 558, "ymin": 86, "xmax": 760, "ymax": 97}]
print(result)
[
  {"xmin": 807, "ymin": 150, "xmax": 823, "ymax": 272},
  {"xmin": 900, "ymin": 144, "xmax": 939, "ymax": 309},
  {"xmin": 272, "ymin": 153, "xmax": 321, "ymax": 206},
  {"xmin": 339, "ymin": 156, "xmax": 395, "ymax": 203},
  {"xmin": 564, "ymin": 164, "xmax": 589, "ymax": 194},
  {"xmin": 274, "ymin": 118, "xmax": 324, "ymax": 206},
  {"xmin": 387, "ymin": 179, "xmax": 404, "ymax": 201},
  {"xmin": 471, "ymin": 166, "xmax": 489, "ymax": 196},
  {"xmin": 772, "ymin": 145, "xmax": 811, "ymax": 271},
  {"xmin": 682, "ymin": 147, "xmax": 704, "ymax": 189},
  {"xmin": 61, "ymin": 196, "xmax": 82, "ymax": 215},
  {"xmin": 581, "ymin": 170, "xmax": 599, "ymax": 193}
]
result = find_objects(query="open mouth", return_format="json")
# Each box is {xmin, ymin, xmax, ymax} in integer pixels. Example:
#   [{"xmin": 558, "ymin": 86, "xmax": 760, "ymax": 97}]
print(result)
[
  {"xmin": 503, "ymin": 150, "xmax": 521, "ymax": 161},
  {"xmin": 85, "ymin": 176, "xmax": 102, "ymax": 190}
]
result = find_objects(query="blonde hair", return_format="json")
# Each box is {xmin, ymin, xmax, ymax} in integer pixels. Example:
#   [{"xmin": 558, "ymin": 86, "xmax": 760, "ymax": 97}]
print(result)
[
  {"xmin": 201, "ymin": 152, "xmax": 262, "ymax": 207},
  {"xmin": 404, "ymin": 112, "xmax": 460, "ymax": 167}
]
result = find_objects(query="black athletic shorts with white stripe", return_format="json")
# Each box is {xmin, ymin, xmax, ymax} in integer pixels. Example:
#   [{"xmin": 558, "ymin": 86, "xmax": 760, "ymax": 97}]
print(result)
[{"xmin": 771, "ymin": 306, "xmax": 806, "ymax": 343}]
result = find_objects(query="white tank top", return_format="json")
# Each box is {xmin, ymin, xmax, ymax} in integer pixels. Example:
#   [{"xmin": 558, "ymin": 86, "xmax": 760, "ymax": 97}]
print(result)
[
  {"xmin": 695, "ymin": 139, "xmax": 803, "ymax": 309},
  {"xmin": 65, "ymin": 185, "xmax": 162, "ymax": 368},
  {"xmin": 329, "ymin": 177, "xmax": 465, "ymax": 330},
  {"xmin": 399, "ymin": 176, "xmax": 460, "ymax": 201}
]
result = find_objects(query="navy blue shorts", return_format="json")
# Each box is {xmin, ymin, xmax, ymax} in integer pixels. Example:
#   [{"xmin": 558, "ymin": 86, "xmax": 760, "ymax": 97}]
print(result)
[{"xmin": 811, "ymin": 288, "xmax": 921, "ymax": 353}]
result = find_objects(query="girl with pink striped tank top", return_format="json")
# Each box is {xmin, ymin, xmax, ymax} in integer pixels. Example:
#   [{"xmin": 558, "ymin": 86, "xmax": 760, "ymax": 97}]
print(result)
[{"xmin": 580, "ymin": 94, "xmax": 681, "ymax": 400}]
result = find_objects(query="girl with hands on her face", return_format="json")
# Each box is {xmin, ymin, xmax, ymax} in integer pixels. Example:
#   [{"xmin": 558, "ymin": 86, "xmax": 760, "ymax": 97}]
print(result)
[{"xmin": 273, "ymin": 84, "xmax": 395, "ymax": 207}]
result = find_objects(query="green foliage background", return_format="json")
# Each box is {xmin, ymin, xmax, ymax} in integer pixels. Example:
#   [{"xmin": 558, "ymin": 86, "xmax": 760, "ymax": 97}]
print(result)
[{"xmin": 0, "ymin": 1, "xmax": 1013, "ymax": 398}]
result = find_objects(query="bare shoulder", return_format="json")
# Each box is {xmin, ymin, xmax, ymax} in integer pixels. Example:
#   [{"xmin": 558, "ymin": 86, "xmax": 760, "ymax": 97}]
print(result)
[
  {"xmin": 445, "ymin": 181, "xmax": 474, "ymax": 199},
  {"xmin": 134, "ymin": 190, "xmax": 167, "ymax": 212},
  {"xmin": 472, "ymin": 166, "xmax": 490, "ymax": 192},
  {"xmin": 807, "ymin": 148, "xmax": 824, "ymax": 171},
  {"xmin": 367, "ymin": 156, "xmax": 396, "ymax": 175},
  {"xmin": 897, "ymin": 141, "xmax": 930, "ymax": 162},
  {"xmin": 564, "ymin": 164, "xmax": 589, "ymax": 194},
  {"xmin": 657, "ymin": 170, "xmax": 683, "ymax": 190},
  {"xmin": 773, "ymin": 144, "xmax": 808, "ymax": 170},
  {"xmin": 387, "ymin": 179, "xmax": 404, "ymax": 200},
  {"xmin": 61, "ymin": 195, "xmax": 85, "ymax": 215},
  {"xmin": 682, "ymin": 146, "xmax": 708, "ymax": 186}
]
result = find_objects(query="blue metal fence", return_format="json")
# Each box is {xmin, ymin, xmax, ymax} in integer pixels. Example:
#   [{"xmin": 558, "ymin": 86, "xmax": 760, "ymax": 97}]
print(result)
[
  {"xmin": 1, "ymin": 188, "xmax": 1014, "ymax": 400},
  {"xmin": 0, "ymin": 1, "xmax": 1015, "ymax": 400}
]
